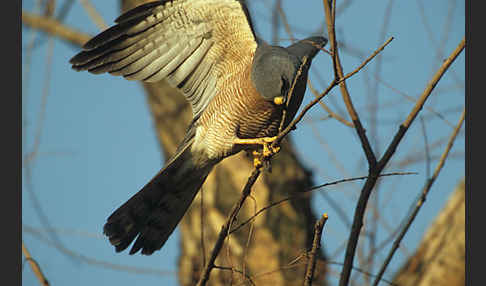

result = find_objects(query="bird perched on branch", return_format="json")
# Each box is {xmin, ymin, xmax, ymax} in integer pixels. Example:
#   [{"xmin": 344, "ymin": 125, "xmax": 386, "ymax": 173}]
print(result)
[{"xmin": 70, "ymin": 0, "xmax": 327, "ymax": 255}]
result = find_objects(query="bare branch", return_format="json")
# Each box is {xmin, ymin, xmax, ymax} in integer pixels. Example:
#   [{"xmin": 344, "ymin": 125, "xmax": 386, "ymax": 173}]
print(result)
[
  {"xmin": 371, "ymin": 108, "xmax": 465, "ymax": 286},
  {"xmin": 23, "ymin": 20, "xmax": 76, "ymax": 263},
  {"xmin": 339, "ymin": 37, "xmax": 465, "ymax": 286},
  {"xmin": 213, "ymin": 265, "xmax": 256, "ymax": 286},
  {"xmin": 23, "ymin": 227, "xmax": 175, "ymax": 277},
  {"xmin": 323, "ymin": 0, "xmax": 378, "ymax": 167},
  {"xmin": 325, "ymin": 260, "xmax": 398, "ymax": 286},
  {"xmin": 271, "ymin": 0, "xmax": 281, "ymax": 45},
  {"xmin": 339, "ymin": 37, "xmax": 394, "ymax": 83},
  {"xmin": 304, "ymin": 213, "xmax": 329, "ymax": 286},
  {"xmin": 22, "ymin": 241, "xmax": 50, "ymax": 286},
  {"xmin": 308, "ymin": 81, "xmax": 354, "ymax": 127},
  {"xmin": 230, "ymin": 172, "xmax": 417, "ymax": 235},
  {"xmin": 200, "ymin": 187, "xmax": 207, "ymax": 269},
  {"xmin": 22, "ymin": 11, "xmax": 91, "ymax": 47},
  {"xmin": 373, "ymin": 75, "xmax": 456, "ymax": 128},
  {"xmin": 196, "ymin": 169, "xmax": 261, "ymax": 286},
  {"xmin": 378, "ymin": 37, "xmax": 465, "ymax": 168},
  {"xmin": 275, "ymin": 1, "xmax": 295, "ymax": 43},
  {"xmin": 420, "ymin": 116, "xmax": 431, "ymax": 179},
  {"xmin": 79, "ymin": 0, "xmax": 108, "ymax": 30}
]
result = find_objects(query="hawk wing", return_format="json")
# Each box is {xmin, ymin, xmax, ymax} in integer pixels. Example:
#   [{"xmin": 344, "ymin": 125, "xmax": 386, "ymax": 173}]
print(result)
[{"xmin": 70, "ymin": 0, "xmax": 257, "ymax": 119}]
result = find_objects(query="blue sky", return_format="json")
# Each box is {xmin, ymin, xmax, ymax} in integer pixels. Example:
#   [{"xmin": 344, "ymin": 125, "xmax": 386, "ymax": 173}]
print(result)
[{"xmin": 22, "ymin": 0, "xmax": 464, "ymax": 285}]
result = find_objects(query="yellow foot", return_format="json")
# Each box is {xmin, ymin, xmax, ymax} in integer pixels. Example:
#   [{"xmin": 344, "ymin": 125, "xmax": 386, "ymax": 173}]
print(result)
[
  {"xmin": 235, "ymin": 137, "xmax": 281, "ymax": 168},
  {"xmin": 262, "ymin": 144, "xmax": 280, "ymax": 158},
  {"xmin": 253, "ymin": 155, "xmax": 263, "ymax": 169}
]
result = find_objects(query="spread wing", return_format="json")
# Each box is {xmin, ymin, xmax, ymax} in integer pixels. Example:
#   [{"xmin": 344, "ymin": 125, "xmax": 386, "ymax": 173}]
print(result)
[{"xmin": 70, "ymin": 0, "xmax": 257, "ymax": 119}]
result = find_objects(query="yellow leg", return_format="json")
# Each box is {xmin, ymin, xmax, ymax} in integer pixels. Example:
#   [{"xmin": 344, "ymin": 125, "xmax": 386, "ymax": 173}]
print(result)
[{"xmin": 234, "ymin": 136, "xmax": 278, "ymax": 145}]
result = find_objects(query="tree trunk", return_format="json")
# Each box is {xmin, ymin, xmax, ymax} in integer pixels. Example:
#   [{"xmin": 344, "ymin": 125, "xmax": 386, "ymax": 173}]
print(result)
[
  {"xmin": 393, "ymin": 179, "xmax": 465, "ymax": 286},
  {"xmin": 120, "ymin": 1, "xmax": 328, "ymax": 285}
]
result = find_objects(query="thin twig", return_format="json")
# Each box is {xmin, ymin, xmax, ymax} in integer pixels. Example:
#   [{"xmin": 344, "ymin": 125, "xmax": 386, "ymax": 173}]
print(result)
[
  {"xmin": 23, "ymin": 27, "xmax": 76, "ymax": 264},
  {"xmin": 275, "ymin": 1, "xmax": 295, "ymax": 43},
  {"xmin": 308, "ymin": 81, "xmax": 354, "ymax": 127},
  {"xmin": 309, "ymin": 121, "xmax": 351, "ymax": 177},
  {"xmin": 24, "ymin": 227, "xmax": 175, "ymax": 277},
  {"xmin": 373, "ymin": 75, "xmax": 456, "ymax": 128},
  {"xmin": 420, "ymin": 116, "xmax": 431, "ymax": 179},
  {"xmin": 242, "ymin": 246, "xmax": 398, "ymax": 286},
  {"xmin": 213, "ymin": 265, "xmax": 256, "ymax": 286},
  {"xmin": 31, "ymin": 36, "xmax": 54, "ymax": 159},
  {"xmin": 325, "ymin": 260, "xmax": 398, "ymax": 286},
  {"xmin": 272, "ymin": 0, "xmax": 281, "ymax": 45},
  {"xmin": 378, "ymin": 37, "xmax": 465, "ymax": 169},
  {"xmin": 230, "ymin": 172, "xmax": 417, "ymax": 235},
  {"xmin": 30, "ymin": 0, "xmax": 78, "ymax": 50},
  {"xmin": 22, "ymin": 11, "xmax": 92, "ymax": 46},
  {"xmin": 365, "ymin": 3, "xmax": 396, "ymax": 272},
  {"xmin": 367, "ymin": 0, "xmax": 395, "ymax": 154},
  {"xmin": 304, "ymin": 213, "xmax": 329, "ymax": 286},
  {"xmin": 339, "ymin": 37, "xmax": 394, "ymax": 84},
  {"xmin": 22, "ymin": 1, "xmax": 43, "ymax": 198},
  {"xmin": 242, "ymin": 195, "xmax": 258, "ymax": 283},
  {"xmin": 240, "ymin": 261, "xmax": 308, "ymax": 285},
  {"xmin": 22, "ymin": 224, "xmax": 104, "ymax": 239},
  {"xmin": 371, "ymin": 108, "xmax": 465, "ymax": 286},
  {"xmin": 360, "ymin": 210, "xmax": 412, "ymax": 272},
  {"xmin": 394, "ymin": 132, "xmax": 464, "ymax": 168},
  {"xmin": 200, "ymin": 187, "xmax": 206, "ymax": 269},
  {"xmin": 22, "ymin": 241, "xmax": 50, "ymax": 286},
  {"xmin": 416, "ymin": 0, "xmax": 463, "ymax": 86},
  {"xmin": 196, "ymin": 169, "xmax": 261, "ymax": 286},
  {"xmin": 79, "ymin": 0, "xmax": 108, "ymax": 30}
]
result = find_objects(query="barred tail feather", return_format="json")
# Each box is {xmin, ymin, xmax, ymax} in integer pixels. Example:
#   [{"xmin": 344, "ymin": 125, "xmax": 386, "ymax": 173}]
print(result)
[{"xmin": 103, "ymin": 142, "xmax": 213, "ymax": 255}]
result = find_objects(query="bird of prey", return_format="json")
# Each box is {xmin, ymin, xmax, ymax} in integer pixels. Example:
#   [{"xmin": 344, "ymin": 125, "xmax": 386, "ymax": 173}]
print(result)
[{"xmin": 70, "ymin": 0, "xmax": 327, "ymax": 255}]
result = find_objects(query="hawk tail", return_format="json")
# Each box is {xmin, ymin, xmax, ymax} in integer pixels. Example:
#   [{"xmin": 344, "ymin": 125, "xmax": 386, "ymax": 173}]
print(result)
[{"xmin": 103, "ymin": 142, "xmax": 213, "ymax": 255}]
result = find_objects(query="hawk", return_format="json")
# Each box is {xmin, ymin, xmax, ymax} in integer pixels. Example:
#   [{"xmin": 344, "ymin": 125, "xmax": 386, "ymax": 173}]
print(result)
[{"xmin": 70, "ymin": 0, "xmax": 327, "ymax": 255}]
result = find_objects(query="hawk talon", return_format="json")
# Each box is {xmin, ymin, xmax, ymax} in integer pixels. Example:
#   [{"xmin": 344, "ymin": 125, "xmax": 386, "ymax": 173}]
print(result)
[
  {"xmin": 249, "ymin": 141, "xmax": 281, "ymax": 169},
  {"xmin": 262, "ymin": 144, "xmax": 281, "ymax": 158},
  {"xmin": 253, "ymin": 156, "xmax": 263, "ymax": 169}
]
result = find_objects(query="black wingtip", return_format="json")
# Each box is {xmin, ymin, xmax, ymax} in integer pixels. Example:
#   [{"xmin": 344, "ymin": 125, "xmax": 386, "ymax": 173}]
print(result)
[
  {"xmin": 82, "ymin": 24, "xmax": 127, "ymax": 51},
  {"xmin": 114, "ymin": 1, "xmax": 162, "ymax": 23},
  {"xmin": 69, "ymin": 52, "xmax": 86, "ymax": 66}
]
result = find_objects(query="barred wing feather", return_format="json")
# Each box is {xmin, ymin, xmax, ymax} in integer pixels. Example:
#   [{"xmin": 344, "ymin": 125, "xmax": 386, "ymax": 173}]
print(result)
[{"xmin": 70, "ymin": 0, "xmax": 257, "ymax": 119}]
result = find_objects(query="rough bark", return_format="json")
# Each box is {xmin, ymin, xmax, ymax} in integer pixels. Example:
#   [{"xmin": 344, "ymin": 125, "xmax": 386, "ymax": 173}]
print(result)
[
  {"xmin": 119, "ymin": 1, "xmax": 328, "ymax": 285},
  {"xmin": 393, "ymin": 179, "xmax": 465, "ymax": 286}
]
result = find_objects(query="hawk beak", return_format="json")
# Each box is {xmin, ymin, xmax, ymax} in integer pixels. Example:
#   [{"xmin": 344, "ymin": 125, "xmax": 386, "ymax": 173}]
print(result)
[{"xmin": 273, "ymin": 96, "xmax": 285, "ymax": 105}]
